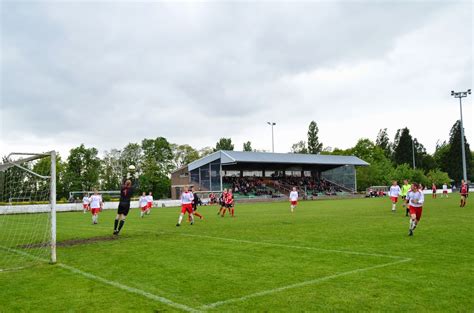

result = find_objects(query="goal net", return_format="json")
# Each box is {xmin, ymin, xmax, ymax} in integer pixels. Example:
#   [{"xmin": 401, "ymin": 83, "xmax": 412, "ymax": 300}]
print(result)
[{"xmin": 0, "ymin": 152, "xmax": 56, "ymax": 271}]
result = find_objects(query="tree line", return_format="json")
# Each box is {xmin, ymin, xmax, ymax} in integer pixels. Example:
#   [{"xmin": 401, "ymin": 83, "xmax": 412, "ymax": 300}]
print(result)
[
  {"xmin": 2, "ymin": 120, "xmax": 471, "ymax": 199},
  {"xmin": 8, "ymin": 137, "xmax": 247, "ymax": 201},
  {"xmin": 290, "ymin": 120, "xmax": 472, "ymax": 191}
]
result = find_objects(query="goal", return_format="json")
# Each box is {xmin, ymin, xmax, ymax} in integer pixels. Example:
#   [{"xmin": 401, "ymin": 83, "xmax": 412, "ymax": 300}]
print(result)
[{"xmin": 0, "ymin": 151, "xmax": 57, "ymax": 271}]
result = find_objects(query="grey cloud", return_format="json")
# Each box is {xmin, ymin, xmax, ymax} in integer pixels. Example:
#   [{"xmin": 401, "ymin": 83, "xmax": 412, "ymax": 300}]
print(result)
[{"xmin": 1, "ymin": 1, "xmax": 471, "ymax": 156}]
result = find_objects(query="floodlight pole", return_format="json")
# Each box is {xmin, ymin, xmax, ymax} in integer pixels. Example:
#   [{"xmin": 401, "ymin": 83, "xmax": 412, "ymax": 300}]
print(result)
[
  {"xmin": 267, "ymin": 122, "xmax": 276, "ymax": 153},
  {"xmin": 451, "ymin": 89, "xmax": 471, "ymax": 182}
]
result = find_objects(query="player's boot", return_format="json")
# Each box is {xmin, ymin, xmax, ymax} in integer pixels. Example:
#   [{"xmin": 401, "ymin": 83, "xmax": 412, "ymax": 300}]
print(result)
[
  {"xmin": 176, "ymin": 223, "xmax": 180, "ymax": 227},
  {"xmin": 408, "ymin": 229, "xmax": 413, "ymax": 236}
]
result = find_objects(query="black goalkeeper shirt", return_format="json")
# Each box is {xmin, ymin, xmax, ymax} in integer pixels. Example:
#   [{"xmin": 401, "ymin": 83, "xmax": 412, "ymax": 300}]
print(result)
[{"xmin": 119, "ymin": 186, "xmax": 134, "ymax": 203}]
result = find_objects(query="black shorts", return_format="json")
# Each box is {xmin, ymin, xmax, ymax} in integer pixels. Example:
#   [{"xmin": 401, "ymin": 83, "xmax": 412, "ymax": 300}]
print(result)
[
  {"xmin": 401, "ymin": 196, "xmax": 406, "ymax": 200},
  {"xmin": 118, "ymin": 202, "xmax": 131, "ymax": 216},
  {"xmin": 192, "ymin": 205, "xmax": 198, "ymax": 212},
  {"xmin": 225, "ymin": 203, "xmax": 233, "ymax": 208}
]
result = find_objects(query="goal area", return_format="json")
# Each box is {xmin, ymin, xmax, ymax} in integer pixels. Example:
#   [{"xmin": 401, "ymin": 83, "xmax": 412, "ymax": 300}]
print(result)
[{"xmin": 0, "ymin": 151, "xmax": 57, "ymax": 271}]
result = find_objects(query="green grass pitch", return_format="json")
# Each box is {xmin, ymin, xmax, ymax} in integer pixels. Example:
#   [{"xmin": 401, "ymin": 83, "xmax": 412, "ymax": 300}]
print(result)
[{"xmin": 0, "ymin": 195, "xmax": 472, "ymax": 312}]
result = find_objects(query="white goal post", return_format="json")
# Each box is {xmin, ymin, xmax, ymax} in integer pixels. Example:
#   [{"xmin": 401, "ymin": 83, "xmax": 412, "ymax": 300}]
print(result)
[{"xmin": 0, "ymin": 151, "xmax": 57, "ymax": 265}]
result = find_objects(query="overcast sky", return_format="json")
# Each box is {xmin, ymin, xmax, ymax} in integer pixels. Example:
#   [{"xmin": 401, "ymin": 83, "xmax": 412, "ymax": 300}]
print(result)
[{"xmin": 1, "ymin": 1, "xmax": 472, "ymax": 158}]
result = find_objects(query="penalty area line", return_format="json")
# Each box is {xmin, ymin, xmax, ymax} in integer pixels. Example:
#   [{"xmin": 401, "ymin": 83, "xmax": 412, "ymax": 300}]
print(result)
[
  {"xmin": 0, "ymin": 245, "xmax": 201, "ymax": 313},
  {"xmin": 179, "ymin": 233, "xmax": 407, "ymax": 260},
  {"xmin": 200, "ymin": 257, "xmax": 411, "ymax": 309}
]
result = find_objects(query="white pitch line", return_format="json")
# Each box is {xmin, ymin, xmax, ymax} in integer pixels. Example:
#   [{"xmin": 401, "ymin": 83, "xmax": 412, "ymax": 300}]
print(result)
[
  {"xmin": 56, "ymin": 263, "xmax": 201, "ymax": 313},
  {"xmin": 0, "ymin": 245, "xmax": 201, "ymax": 313},
  {"xmin": 200, "ymin": 258, "xmax": 411, "ymax": 310},
  {"xmin": 179, "ymin": 233, "xmax": 406, "ymax": 260},
  {"xmin": 0, "ymin": 266, "xmax": 28, "ymax": 273}
]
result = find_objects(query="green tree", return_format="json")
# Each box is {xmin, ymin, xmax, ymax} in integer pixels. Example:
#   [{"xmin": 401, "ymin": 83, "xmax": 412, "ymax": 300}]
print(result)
[
  {"xmin": 139, "ymin": 172, "xmax": 170, "ymax": 199},
  {"xmin": 243, "ymin": 141, "xmax": 252, "ymax": 152},
  {"xmin": 198, "ymin": 146, "xmax": 214, "ymax": 157},
  {"xmin": 446, "ymin": 120, "xmax": 472, "ymax": 182},
  {"xmin": 215, "ymin": 138, "xmax": 234, "ymax": 151},
  {"xmin": 307, "ymin": 121, "xmax": 323, "ymax": 154},
  {"xmin": 392, "ymin": 127, "xmax": 414, "ymax": 166},
  {"xmin": 389, "ymin": 164, "xmax": 429, "ymax": 187},
  {"xmin": 346, "ymin": 139, "xmax": 393, "ymax": 191},
  {"xmin": 142, "ymin": 137, "xmax": 174, "ymax": 175},
  {"xmin": 120, "ymin": 143, "xmax": 142, "ymax": 176},
  {"xmin": 412, "ymin": 138, "xmax": 436, "ymax": 171},
  {"xmin": 100, "ymin": 149, "xmax": 122, "ymax": 191},
  {"xmin": 426, "ymin": 169, "xmax": 451, "ymax": 187},
  {"xmin": 418, "ymin": 153, "xmax": 436, "ymax": 172},
  {"xmin": 433, "ymin": 141, "xmax": 450, "ymax": 173},
  {"xmin": 63, "ymin": 144, "xmax": 101, "ymax": 192},
  {"xmin": 376, "ymin": 128, "xmax": 392, "ymax": 159},
  {"xmin": 330, "ymin": 148, "xmax": 350, "ymax": 156},
  {"xmin": 171, "ymin": 144, "xmax": 200, "ymax": 169},
  {"xmin": 291, "ymin": 141, "xmax": 308, "ymax": 154},
  {"xmin": 348, "ymin": 139, "xmax": 392, "ymax": 165},
  {"xmin": 140, "ymin": 137, "xmax": 174, "ymax": 198}
]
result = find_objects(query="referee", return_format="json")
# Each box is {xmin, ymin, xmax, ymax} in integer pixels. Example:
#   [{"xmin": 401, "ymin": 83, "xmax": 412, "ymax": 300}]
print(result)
[{"xmin": 113, "ymin": 177, "xmax": 137, "ymax": 235}]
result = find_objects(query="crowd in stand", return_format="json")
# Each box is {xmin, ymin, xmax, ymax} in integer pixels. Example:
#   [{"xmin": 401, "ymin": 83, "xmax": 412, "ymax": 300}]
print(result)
[
  {"xmin": 223, "ymin": 175, "xmax": 342, "ymax": 197},
  {"xmin": 223, "ymin": 177, "xmax": 274, "ymax": 196},
  {"xmin": 274, "ymin": 176, "xmax": 341, "ymax": 195}
]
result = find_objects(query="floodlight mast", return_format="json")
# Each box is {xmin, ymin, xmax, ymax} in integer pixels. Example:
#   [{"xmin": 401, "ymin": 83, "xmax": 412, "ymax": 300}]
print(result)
[
  {"xmin": 451, "ymin": 89, "xmax": 471, "ymax": 182},
  {"xmin": 267, "ymin": 122, "xmax": 276, "ymax": 153}
]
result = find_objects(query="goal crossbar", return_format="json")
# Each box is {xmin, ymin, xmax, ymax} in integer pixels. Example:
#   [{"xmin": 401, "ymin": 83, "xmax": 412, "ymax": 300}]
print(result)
[
  {"xmin": 12, "ymin": 163, "xmax": 50, "ymax": 179},
  {"xmin": 0, "ymin": 152, "xmax": 54, "ymax": 173}
]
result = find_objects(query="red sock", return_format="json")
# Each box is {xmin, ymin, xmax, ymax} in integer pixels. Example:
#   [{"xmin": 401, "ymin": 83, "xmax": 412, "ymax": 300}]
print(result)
[{"xmin": 231, "ymin": 208, "xmax": 234, "ymax": 217}]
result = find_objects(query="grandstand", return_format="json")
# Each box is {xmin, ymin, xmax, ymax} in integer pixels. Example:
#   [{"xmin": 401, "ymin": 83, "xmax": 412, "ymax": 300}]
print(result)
[{"xmin": 170, "ymin": 151, "xmax": 369, "ymax": 199}]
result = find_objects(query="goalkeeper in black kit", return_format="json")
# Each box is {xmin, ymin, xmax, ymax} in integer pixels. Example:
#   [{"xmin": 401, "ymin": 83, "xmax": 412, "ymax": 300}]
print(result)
[{"xmin": 113, "ymin": 169, "xmax": 139, "ymax": 235}]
